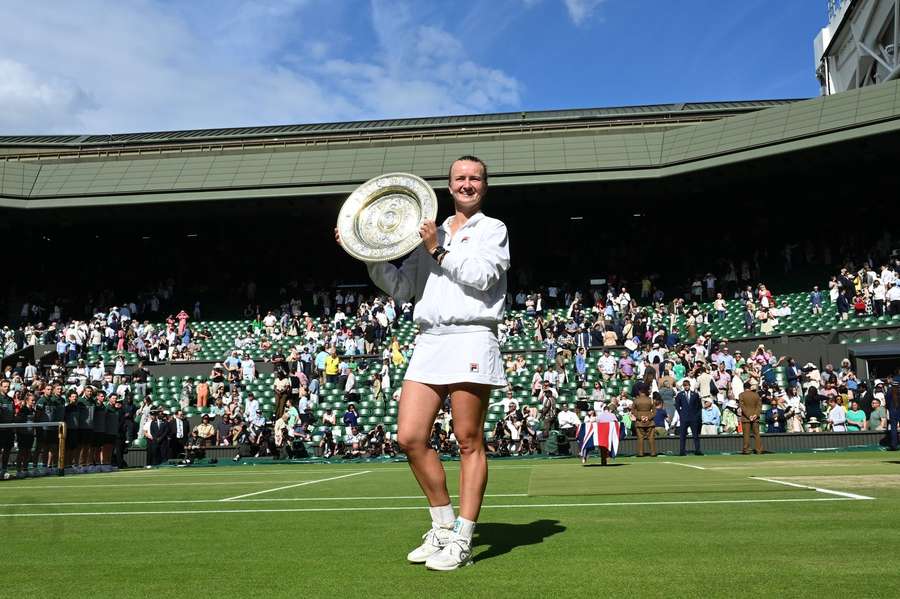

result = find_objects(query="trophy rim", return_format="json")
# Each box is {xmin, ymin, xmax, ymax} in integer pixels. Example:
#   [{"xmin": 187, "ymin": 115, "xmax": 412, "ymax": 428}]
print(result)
[{"xmin": 337, "ymin": 172, "xmax": 438, "ymax": 263}]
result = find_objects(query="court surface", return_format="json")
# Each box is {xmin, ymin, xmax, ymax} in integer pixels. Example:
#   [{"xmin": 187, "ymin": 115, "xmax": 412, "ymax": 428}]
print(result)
[{"xmin": 2, "ymin": 451, "xmax": 899, "ymax": 598}]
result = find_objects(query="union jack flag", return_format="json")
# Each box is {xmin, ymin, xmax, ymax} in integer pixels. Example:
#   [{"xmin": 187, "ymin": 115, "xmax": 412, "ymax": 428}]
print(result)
[{"xmin": 576, "ymin": 420, "xmax": 620, "ymax": 458}]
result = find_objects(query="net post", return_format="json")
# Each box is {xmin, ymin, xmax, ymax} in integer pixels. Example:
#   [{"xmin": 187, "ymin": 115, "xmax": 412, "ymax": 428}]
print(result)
[{"xmin": 58, "ymin": 422, "xmax": 66, "ymax": 476}]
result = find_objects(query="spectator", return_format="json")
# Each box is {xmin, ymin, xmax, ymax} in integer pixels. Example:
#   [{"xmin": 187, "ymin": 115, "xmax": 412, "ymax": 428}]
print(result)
[
  {"xmin": 836, "ymin": 292, "xmax": 850, "ymax": 321},
  {"xmin": 319, "ymin": 429, "xmax": 336, "ymax": 458},
  {"xmin": 809, "ymin": 286, "xmax": 823, "ymax": 315},
  {"xmin": 556, "ymin": 404, "xmax": 580, "ymax": 436},
  {"xmin": 192, "ymin": 414, "xmax": 216, "ymax": 447},
  {"xmin": 869, "ymin": 398, "xmax": 887, "ymax": 431},
  {"xmin": 324, "ymin": 346, "xmax": 340, "ymax": 384},
  {"xmin": 784, "ymin": 388, "xmax": 806, "ymax": 432},
  {"xmin": 766, "ymin": 397, "xmax": 787, "ymax": 433},
  {"xmin": 342, "ymin": 404, "xmax": 359, "ymax": 428},
  {"xmin": 846, "ymin": 401, "xmax": 866, "ymax": 431},
  {"xmin": 827, "ymin": 397, "xmax": 847, "ymax": 431},
  {"xmin": 700, "ymin": 398, "xmax": 720, "ymax": 435},
  {"xmin": 653, "ymin": 397, "xmax": 668, "ymax": 437},
  {"xmin": 597, "ymin": 350, "xmax": 616, "ymax": 380},
  {"xmin": 721, "ymin": 398, "xmax": 739, "ymax": 433}
]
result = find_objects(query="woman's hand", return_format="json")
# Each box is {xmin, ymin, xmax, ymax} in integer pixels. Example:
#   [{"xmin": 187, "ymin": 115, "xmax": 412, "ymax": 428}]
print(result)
[
  {"xmin": 419, "ymin": 220, "xmax": 438, "ymax": 253},
  {"xmin": 334, "ymin": 227, "xmax": 341, "ymax": 246}
]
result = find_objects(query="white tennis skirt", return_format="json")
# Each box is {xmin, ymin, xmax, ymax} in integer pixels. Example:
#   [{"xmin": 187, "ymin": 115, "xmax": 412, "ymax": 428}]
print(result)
[{"xmin": 404, "ymin": 326, "xmax": 507, "ymax": 388}]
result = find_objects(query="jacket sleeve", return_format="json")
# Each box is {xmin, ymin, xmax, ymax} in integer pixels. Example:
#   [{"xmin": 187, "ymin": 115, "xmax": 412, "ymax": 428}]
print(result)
[
  {"xmin": 366, "ymin": 250, "xmax": 419, "ymax": 304},
  {"xmin": 440, "ymin": 220, "xmax": 510, "ymax": 292}
]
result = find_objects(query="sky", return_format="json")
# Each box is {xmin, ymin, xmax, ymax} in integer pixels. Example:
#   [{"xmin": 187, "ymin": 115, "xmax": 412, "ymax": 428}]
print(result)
[{"xmin": 0, "ymin": 0, "xmax": 828, "ymax": 135}]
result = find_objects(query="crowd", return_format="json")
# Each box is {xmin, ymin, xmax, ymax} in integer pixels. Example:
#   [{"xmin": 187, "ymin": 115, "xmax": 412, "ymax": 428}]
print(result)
[{"xmin": 3, "ymin": 251, "xmax": 900, "ymax": 478}]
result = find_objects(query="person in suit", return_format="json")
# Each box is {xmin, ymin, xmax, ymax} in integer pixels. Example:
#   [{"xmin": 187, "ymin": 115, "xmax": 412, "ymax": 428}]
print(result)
[
  {"xmin": 157, "ymin": 411, "xmax": 172, "ymax": 463},
  {"xmin": 738, "ymin": 382, "xmax": 765, "ymax": 454},
  {"xmin": 632, "ymin": 386, "xmax": 656, "ymax": 457},
  {"xmin": 145, "ymin": 411, "xmax": 162, "ymax": 466},
  {"xmin": 675, "ymin": 379, "xmax": 703, "ymax": 455},
  {"xmin": 168, "ymin": 410, "xmax": 190, "ymax": 461},
  {"xmin": 886, "ymin": 381, "xmax": 900, "ymax": 451}
]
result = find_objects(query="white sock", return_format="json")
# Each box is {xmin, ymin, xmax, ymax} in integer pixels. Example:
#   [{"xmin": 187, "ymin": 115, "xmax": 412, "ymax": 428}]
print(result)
[
  {"xmin": 429, "ymin": 503, "xmax": 455, "ymax": 528},
  {"xmin": 452, "ymin": 516, "xmax": 475, "ymax": 542}
]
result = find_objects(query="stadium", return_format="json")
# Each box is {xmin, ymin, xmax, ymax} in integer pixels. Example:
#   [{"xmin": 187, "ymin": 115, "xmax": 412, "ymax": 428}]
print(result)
[{"xmin": 2, "ymin": 0, "xmax": 900, "ymax": 595}]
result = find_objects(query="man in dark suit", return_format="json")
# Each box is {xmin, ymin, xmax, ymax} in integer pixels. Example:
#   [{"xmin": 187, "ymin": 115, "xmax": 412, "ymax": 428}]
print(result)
[
  {"xmin": 146, "ymin": 411, "xmax": 163, "ymax": 466},
  {"xmin": 675, "ymin": 379, "xmax": 703, "ymax": 456},
  {"xmin": 155, "ymin": 411, "xmax": 172, "ymax": 464},
  {"xmin": 168, "ymin": 410, "xmax": 190, "ymax": 461},
  {"xmin": 886, "ymin": 381, "xmax": 900, "ymax": 451}
]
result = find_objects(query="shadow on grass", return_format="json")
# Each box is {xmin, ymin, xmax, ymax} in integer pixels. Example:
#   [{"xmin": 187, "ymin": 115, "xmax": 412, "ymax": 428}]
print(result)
[
  {"xmin": 582, "ymin": 463, "xmax": 627, "ymax": 468},
  {"xmin": 473, "ymin": 519, "xmax": 566, "ymax": 563}
]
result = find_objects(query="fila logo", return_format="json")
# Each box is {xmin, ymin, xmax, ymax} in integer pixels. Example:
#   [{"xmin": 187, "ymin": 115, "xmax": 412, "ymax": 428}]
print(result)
[{"xmin": 469, "ymin": 362, "xmax": 479, "ymax": 373}]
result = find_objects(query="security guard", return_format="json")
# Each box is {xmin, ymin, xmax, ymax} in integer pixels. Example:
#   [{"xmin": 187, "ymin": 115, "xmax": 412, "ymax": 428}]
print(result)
[
  {"xmin": 632, "ymin": 385, "xmax": 656, "ymax": 457},
  {"xmin": 739, "ymin": 381, "xmax": 765, "ymax": 454}
]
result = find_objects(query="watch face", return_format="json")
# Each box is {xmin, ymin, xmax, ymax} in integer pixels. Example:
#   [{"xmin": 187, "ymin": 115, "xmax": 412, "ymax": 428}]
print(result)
[{"xmin": 337, "ymin": 172, "xmax": 437, "ymax": 263}]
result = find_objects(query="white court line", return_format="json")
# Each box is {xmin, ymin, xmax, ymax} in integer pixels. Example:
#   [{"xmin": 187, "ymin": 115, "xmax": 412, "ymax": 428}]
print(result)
[
  {"xmin": 110, "ymin": 464, "xmax": 539, "ymax": 476},
  {"xmin": 0, "ymin": 478, "xmax": 349, "ymax": 491},
  {"xmin": 750, "ymin": 477, "xmax": 875, "ymax": 500},
  {"xmin": 0, "ymin": 493, "xmax": 529, "ymax": 508},
  {"xmin": 662, "ymin": 461, "xmax": 706, "ymax": 470},
  {"xmin": 0, "ymin": 497, "xmax": 863, "ymax": 518},
  {"xmin": 220, "ymin": 471, "xmax": 371, "ymax": 501}
]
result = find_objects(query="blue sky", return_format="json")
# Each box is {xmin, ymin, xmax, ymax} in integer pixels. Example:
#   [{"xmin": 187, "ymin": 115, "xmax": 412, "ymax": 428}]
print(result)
[{"xmin": 0, "ymin": 0, "xmax": 827, "ymax": 134}]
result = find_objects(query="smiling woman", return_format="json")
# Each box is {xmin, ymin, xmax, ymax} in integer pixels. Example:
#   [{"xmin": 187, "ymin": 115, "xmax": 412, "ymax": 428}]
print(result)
[{"xmin": 355, "ymin": 156, "xmax": 511, "ymax": 570}]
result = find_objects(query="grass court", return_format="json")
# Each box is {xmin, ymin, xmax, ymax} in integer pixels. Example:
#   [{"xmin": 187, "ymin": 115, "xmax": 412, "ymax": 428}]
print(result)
[{"xmin": 2, "ymin": 451, "xmax": 900, "ymax": 598}]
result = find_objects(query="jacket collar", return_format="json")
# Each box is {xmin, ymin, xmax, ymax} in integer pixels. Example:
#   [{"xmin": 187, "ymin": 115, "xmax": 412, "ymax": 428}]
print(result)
[{"xmin": 441, "ymin": 211, "xmax": 484, "ymax": 232}]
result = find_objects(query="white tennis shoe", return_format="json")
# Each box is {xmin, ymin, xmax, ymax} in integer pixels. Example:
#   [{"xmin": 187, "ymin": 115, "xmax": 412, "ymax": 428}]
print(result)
[
  {"xmin": 407, "ymin": 526, "xmax": 452, "ymax": 563},
  {"xmin": 425, "ymin": 537, "xmax": 473, "ymax": 571}
]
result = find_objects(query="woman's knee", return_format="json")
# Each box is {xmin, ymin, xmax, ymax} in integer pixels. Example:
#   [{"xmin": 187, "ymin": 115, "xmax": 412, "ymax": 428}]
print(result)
[
  {"xmin": 397, "ymin": 431, "xmax": 428, "ymax": 453},
  {"xmin": 454, "ymin": 428, "xmax": 484, "ymax": 455}
]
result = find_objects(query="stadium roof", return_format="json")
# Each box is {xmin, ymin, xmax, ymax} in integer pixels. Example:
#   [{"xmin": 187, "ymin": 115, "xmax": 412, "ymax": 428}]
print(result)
[
  {"xmin": 1, "ymin": 79, "xmax": 899, "ymax": 209},
  {"xmin": 0, "ymin": 100, "xmax": 795, "ymax": 149}
]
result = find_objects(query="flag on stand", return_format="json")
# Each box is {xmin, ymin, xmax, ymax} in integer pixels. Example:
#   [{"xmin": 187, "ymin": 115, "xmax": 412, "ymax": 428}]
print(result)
[{"xmin": 576, "ymin": 421, "xmax": 620, "ymax": 458}]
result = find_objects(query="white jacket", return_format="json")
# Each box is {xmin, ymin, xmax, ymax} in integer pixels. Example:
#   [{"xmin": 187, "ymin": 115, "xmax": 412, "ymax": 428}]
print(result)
[{"xmin": 367, "ymin": 212, "xmax": 509, "ymax": 331}]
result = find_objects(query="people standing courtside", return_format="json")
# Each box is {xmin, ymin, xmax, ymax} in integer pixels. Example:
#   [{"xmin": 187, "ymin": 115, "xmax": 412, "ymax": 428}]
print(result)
[
  {"xmin": 738, "ymin": 382, "xmax": 765, "ymax": 454},
  {"xmin": 675, "ymin": 380, "xmax": 703, "ymax": 456}
]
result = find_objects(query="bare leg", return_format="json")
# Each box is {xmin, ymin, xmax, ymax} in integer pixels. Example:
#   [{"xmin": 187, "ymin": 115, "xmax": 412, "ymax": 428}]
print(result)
[
  {"xmin": 397, "ymin": 380, "xmax": 450, "ymax": 507},
  {"xmin": 449, "ymin": 383, "xmax": 491, "ymax": 522}
]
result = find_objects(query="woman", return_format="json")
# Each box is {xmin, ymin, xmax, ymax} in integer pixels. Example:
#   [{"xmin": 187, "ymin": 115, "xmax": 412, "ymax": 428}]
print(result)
[
  {"xmin": 195, "ymin": 378, "xmax": 210, "ymax": 409},
  {"xmin": 590, "ymin": 382, "xmax": 605, "ymax": 410},
  {"xmin": 390, "ymin": 337, "xmax": 405, "ymax": 368},
  {"xmin": 343, "ymin": 156, "xmax": 508, "ymax": 570},
  {"xmin": 318, "ymin": 429, "xmax": 336, "ymax": 458},
  {"xmin": 784, "ymin": 386, "xmax": 806, "ymax": 432},
  {"xmin": 846, "ymin": 400, "xmax": 866, "ymax": 431},
  {"xmin": 531, "ymin": 365, "xmax": 544, "ymax": 398},
  {"xmin": 828, "ymin": 276, "xmax": 840, "ymax": 303}
]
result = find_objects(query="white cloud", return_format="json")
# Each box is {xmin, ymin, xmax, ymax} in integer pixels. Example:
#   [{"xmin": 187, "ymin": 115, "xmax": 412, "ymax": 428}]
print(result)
[
  {"xmin": 0, "ymin": 59, "xmax": 97, "ymax": 132},
  {"xmin": 564, "ymin": 0, "xmax": 606, "ymax": 26},
  {"xmin": 0, "ymin": 0, "xmax": 521, "ymax": 135}
]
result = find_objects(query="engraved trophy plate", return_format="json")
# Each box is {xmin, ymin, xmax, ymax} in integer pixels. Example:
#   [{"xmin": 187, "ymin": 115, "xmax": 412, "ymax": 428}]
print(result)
[{"xmin": 337, "ymin": 172, "xmax": 438, "ymax": 262}]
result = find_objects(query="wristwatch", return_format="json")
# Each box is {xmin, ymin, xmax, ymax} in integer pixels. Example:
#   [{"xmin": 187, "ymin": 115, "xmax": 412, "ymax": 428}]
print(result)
[{"xmin": 430, "ymin": 245, "xmax": 449, "ymax": 264}]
